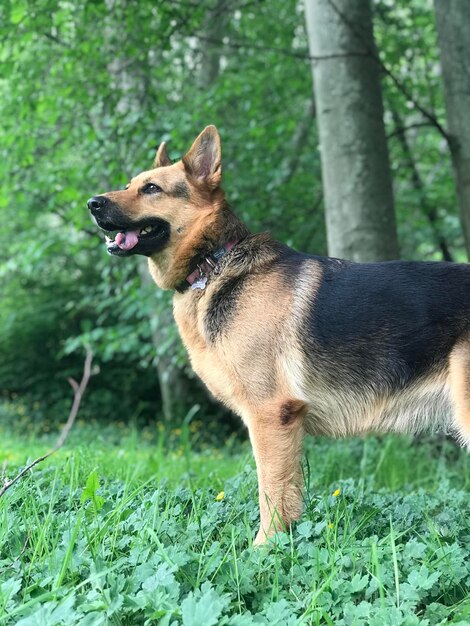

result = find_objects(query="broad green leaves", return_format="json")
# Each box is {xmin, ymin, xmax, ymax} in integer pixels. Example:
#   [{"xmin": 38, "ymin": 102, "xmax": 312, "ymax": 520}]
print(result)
[{"xmin": 80, "ymin": 470, "xmax": 105, "ymax": 512}]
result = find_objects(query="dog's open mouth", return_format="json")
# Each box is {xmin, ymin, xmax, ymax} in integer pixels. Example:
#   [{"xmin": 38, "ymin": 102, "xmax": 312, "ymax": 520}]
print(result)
[
  {"xmin": 98, "ymin": 218, "xmax": 171, "ymax": 257},
  {"xmin": 104, "ymin": 224, "xmax": 158, "ymax": 251}
]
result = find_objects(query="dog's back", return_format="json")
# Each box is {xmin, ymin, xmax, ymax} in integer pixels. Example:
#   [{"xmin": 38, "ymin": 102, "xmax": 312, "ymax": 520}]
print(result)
[{"xmin": 282, "ymin": 257, "xmax": 470, "ymax": 439}]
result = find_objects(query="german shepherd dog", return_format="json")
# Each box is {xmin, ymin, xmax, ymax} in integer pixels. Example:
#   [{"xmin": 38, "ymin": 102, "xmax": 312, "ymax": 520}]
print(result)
[{"xmin": 88, "ymin": 125, "xmax": 470, "ymax": 545}]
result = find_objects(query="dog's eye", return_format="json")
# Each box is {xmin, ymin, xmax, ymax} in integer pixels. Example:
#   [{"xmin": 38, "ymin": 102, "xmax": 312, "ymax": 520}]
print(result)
[{"xmin": 141, "ymin": 183, "xmax": 162, "ymax": 195}]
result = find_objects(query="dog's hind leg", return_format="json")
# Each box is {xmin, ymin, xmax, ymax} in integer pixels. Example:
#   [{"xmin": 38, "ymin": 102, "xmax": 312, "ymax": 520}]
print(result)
[
  {"xmin": 247, "ymin": 399, "xmax": 307, "ymax": 546},
  {"xmin": 448, "ymin": 338, "xmax": 470, "ymax": 446}
]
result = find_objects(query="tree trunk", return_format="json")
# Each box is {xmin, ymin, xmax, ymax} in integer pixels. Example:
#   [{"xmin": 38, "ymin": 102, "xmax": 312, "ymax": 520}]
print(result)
[
  {"xmin": 138, "ymin": 260, "xmax": 194, "ymax": 424},
  {"xmin": 198, "ymin": 0, "xmax": 232, "ymax": 90},
  {"xmin": 304, "ymin": 0, "xmax": 399, "ymax": 261},
  {"xmin": 434, "ymin": 0, "xmax": 470, "ymax": 260}
]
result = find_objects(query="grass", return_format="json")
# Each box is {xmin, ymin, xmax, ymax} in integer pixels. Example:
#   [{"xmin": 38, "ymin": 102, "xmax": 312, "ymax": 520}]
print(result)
[{"xmin": 0, "ymin": 408, "xmax": 469, "ymax": 625}]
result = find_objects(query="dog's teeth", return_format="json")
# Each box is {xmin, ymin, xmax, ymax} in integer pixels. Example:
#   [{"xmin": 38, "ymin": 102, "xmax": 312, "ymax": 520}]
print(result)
[
  {"xmin": 142, "ymin": 225, "xmax": 153, "ymax": 234},
  {"xmin": 105, "ymin": 235, "xmax": 113, "ymax": 243}
]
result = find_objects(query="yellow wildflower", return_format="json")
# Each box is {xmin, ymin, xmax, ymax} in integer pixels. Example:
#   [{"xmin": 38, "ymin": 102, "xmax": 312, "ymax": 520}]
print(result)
[
  {"xmin": 328, "ymin": 522, "xmax": 334, "ymax": 529},
  {"xmin": 332, "ymin": 488, "xmax": 341, "ymax": 497},
  {"xmin": 215, "ymin": 491, "xmax": 225, "ymax": 501}
]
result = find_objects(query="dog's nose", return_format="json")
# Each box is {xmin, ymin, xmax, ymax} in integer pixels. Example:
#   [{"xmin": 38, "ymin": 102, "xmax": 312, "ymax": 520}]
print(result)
[{"xmin": 87, "ymin": 195, "xmax": 108, "ymax": 213}]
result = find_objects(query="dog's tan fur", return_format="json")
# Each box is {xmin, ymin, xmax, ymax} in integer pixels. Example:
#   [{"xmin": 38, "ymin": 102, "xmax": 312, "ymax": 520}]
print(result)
[
  {"xmin": 449, "ymin": 339, "xmax": 470, "ymax": 439},
  {"xmin": 94, "ymin": 125, "xmax": 470, "ymax": 545}
]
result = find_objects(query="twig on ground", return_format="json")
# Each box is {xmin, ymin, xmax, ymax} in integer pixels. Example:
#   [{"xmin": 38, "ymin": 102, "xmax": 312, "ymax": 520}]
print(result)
[
  {"xmin": 0, "ymin": 349, "xmax": 94, "ymax": 499},
  {"xmin": 0, "ymin": 531, "xmax": 30, "ymax": 574},
  {"xmin": 1, "ymin": 459, "xmax": 7, "ymax": 487}
]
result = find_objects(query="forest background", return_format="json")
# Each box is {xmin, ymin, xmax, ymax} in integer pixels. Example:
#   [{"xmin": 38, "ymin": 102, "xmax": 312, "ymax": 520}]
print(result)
[
  {"xmin": 1, "ymin": 0, "xmax": 470, "ymax": 432},
  {"xmin": 1, "ymin": 1, "xmax": 470, "ymax": 624}
]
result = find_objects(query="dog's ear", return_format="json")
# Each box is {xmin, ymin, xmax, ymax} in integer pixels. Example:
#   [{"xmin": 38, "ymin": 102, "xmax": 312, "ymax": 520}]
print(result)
[
  {"xmin": 182, "ymin": 125, "xmax": 221, "ymax": 190},
  {"xmin": 153, "ymin": 142, "xmax": 172, "ymax": 168}
]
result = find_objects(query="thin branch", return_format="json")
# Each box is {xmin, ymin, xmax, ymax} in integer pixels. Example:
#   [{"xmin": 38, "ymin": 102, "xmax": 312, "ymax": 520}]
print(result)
[
  {"xmin": 0, "ymin": 533, "xmax": 30, "ymax": 574},
  {"xmin": 380, "ymin": 65, "xmax": 450, "ymax": 144},
  {"xmin": 195, "ymin": 34, "xmax": 370, "ymax": 62},
  {"xmin": 386, "ymin": 121, "xmax": 437, "ymax": 139},
  {"xmin": 1, "ymin": 460, "xmax": 7, "ymax": 487},
  {"xmin": 391, "ymin": 107, "xmax": 454, "ymax": 262},
  {"xmin": 299, "ymin": 193, "xmax": 325, "ymax": 251},
  {"xmin": 43, "ymin": 32, "xmax": 72, "ymax": 48},
  {"xmin": 278, "ymin": 97, "xmax": 316, "ymax": 186},
  {"xmin": 0, "ymin": 349, "xmax": 94, "ymax": 499}
]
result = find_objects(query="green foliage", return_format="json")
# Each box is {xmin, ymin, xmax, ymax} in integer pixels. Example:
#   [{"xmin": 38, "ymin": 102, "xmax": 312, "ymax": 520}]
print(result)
[
  {"xmin": 0, "ymin": 0, "xmax": 466, "ymax": 420},
  {"xmin": 0, "ymin": 427, "xmax": 468, "ymax": 624},
  {"xmin": 0, "ymin": 0, "xmax": 322, "ymax": 419},
  {"xmin": 81, "ymin": 470, "xmax": 106, "ymax": 513},
  {"xmin": 375, "ymin": 0, "xmax": 464, "ymax": 261}
]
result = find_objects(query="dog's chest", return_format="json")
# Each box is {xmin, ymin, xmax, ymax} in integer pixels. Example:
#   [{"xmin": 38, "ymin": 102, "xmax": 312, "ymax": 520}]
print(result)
[
  {"xmin": 173, "ymin": 283, "xmax": 296, "ymax": 415},
  {"xmin": 173, "ymin": 295, "xmax": 242, "ymax": 410}
]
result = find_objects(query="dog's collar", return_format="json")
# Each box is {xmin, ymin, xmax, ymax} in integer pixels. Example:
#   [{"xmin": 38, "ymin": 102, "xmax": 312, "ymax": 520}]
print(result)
[{"xmin": 181, "ymin": 240, "xmax": 239, "ymax": 292}]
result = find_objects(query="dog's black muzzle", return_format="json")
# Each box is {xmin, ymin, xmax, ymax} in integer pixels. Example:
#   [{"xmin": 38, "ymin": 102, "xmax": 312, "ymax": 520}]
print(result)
[{"xmin": 87, "ymin": 196, "xmax": 171, "ymax": 257}]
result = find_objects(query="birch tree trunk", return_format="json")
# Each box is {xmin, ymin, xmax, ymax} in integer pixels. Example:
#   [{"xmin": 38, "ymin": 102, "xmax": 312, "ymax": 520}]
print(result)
[
  {"xmin": 138, "ymin": 261, "xmax": 192, "ymax": 424},
  {"xmin": 198, "ymin": 0, "xmax": 232, "ymax": 89},
  {"xmin": 304, "ymin": 0, "xmax": 399, "ymax": 261},
  {"xmin": 434, "ymin": 0, "xmax": 470, "ymax": 260}
]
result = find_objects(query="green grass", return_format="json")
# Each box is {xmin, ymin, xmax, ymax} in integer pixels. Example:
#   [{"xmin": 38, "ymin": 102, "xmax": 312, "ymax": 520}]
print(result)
[{"xmin": 0, "ymin": 414, "xmax": 469, "ymax": 625}]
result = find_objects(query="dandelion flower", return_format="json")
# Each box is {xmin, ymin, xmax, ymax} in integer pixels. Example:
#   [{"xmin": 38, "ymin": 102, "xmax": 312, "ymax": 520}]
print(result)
[
  {"xmin": 328, "ymin": 522, "xmax": 334, "ymax": 529},
  {"xmin": 215, "ymin": 491, "xmax": 225, "ymax": 501},
  {"xmin": 332, "ymin": 488, "xmax": 341, "ymax": 497}
]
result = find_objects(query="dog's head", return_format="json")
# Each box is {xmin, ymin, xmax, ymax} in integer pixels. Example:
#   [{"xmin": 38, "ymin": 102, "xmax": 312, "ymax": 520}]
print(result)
[{"xmin": 88, "ymin": 125, "xmax": 238, "ymax": 289}]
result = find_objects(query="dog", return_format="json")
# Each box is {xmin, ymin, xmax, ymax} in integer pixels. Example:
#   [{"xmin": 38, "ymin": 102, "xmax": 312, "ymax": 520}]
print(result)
[{"xmin": 88, "ymin": 125, "xmax": 470, "ymax": 545}]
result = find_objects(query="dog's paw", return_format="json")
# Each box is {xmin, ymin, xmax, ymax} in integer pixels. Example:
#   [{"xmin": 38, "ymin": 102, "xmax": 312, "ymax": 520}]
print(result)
[{"xmin": 253, "ymin": 527, "xmax": 274, "ymax": 547}]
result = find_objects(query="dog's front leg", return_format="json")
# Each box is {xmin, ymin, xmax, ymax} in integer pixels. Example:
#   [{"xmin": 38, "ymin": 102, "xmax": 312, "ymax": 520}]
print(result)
[{"xmin": 247, "ymin": 400, "xmax": 306, "ymax": 546}]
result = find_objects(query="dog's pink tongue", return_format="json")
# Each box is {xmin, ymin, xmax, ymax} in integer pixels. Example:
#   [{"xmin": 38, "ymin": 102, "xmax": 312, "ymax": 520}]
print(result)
[{"xmin": 115, "ymin": 230, "xmax": 139, "ymax": 251}]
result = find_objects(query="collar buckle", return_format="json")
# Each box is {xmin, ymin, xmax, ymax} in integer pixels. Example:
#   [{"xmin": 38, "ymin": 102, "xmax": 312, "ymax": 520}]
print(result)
[
  {"xmin": 185, "ymin": 240, "xmax": 240, "ymax": 290},
  {"xmin": 204, "ymin": 256, "xmax": 217, "ymax": 269}
]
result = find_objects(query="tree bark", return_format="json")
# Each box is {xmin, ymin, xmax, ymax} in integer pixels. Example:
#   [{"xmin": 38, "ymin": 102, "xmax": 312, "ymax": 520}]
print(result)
[
  {"xmin": 434, "ymin": 0, "xmax": 470, "ymax": 260},
  {"xmin": 138, "ymin": 260, "xmax": 194, "ymax": 424},
  {"xmin": 304, "ymin": 0, "xmax": 399, "ymax": 261},
  {"xmin": 198, "ymin": 0, "xmax": 232, "ymax": 90}
]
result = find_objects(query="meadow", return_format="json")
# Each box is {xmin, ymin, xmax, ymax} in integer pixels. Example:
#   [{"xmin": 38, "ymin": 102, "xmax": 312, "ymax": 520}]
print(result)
[{"xmin": 0, "ymin": 404, "xmax": 469, "ymax": 625}]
